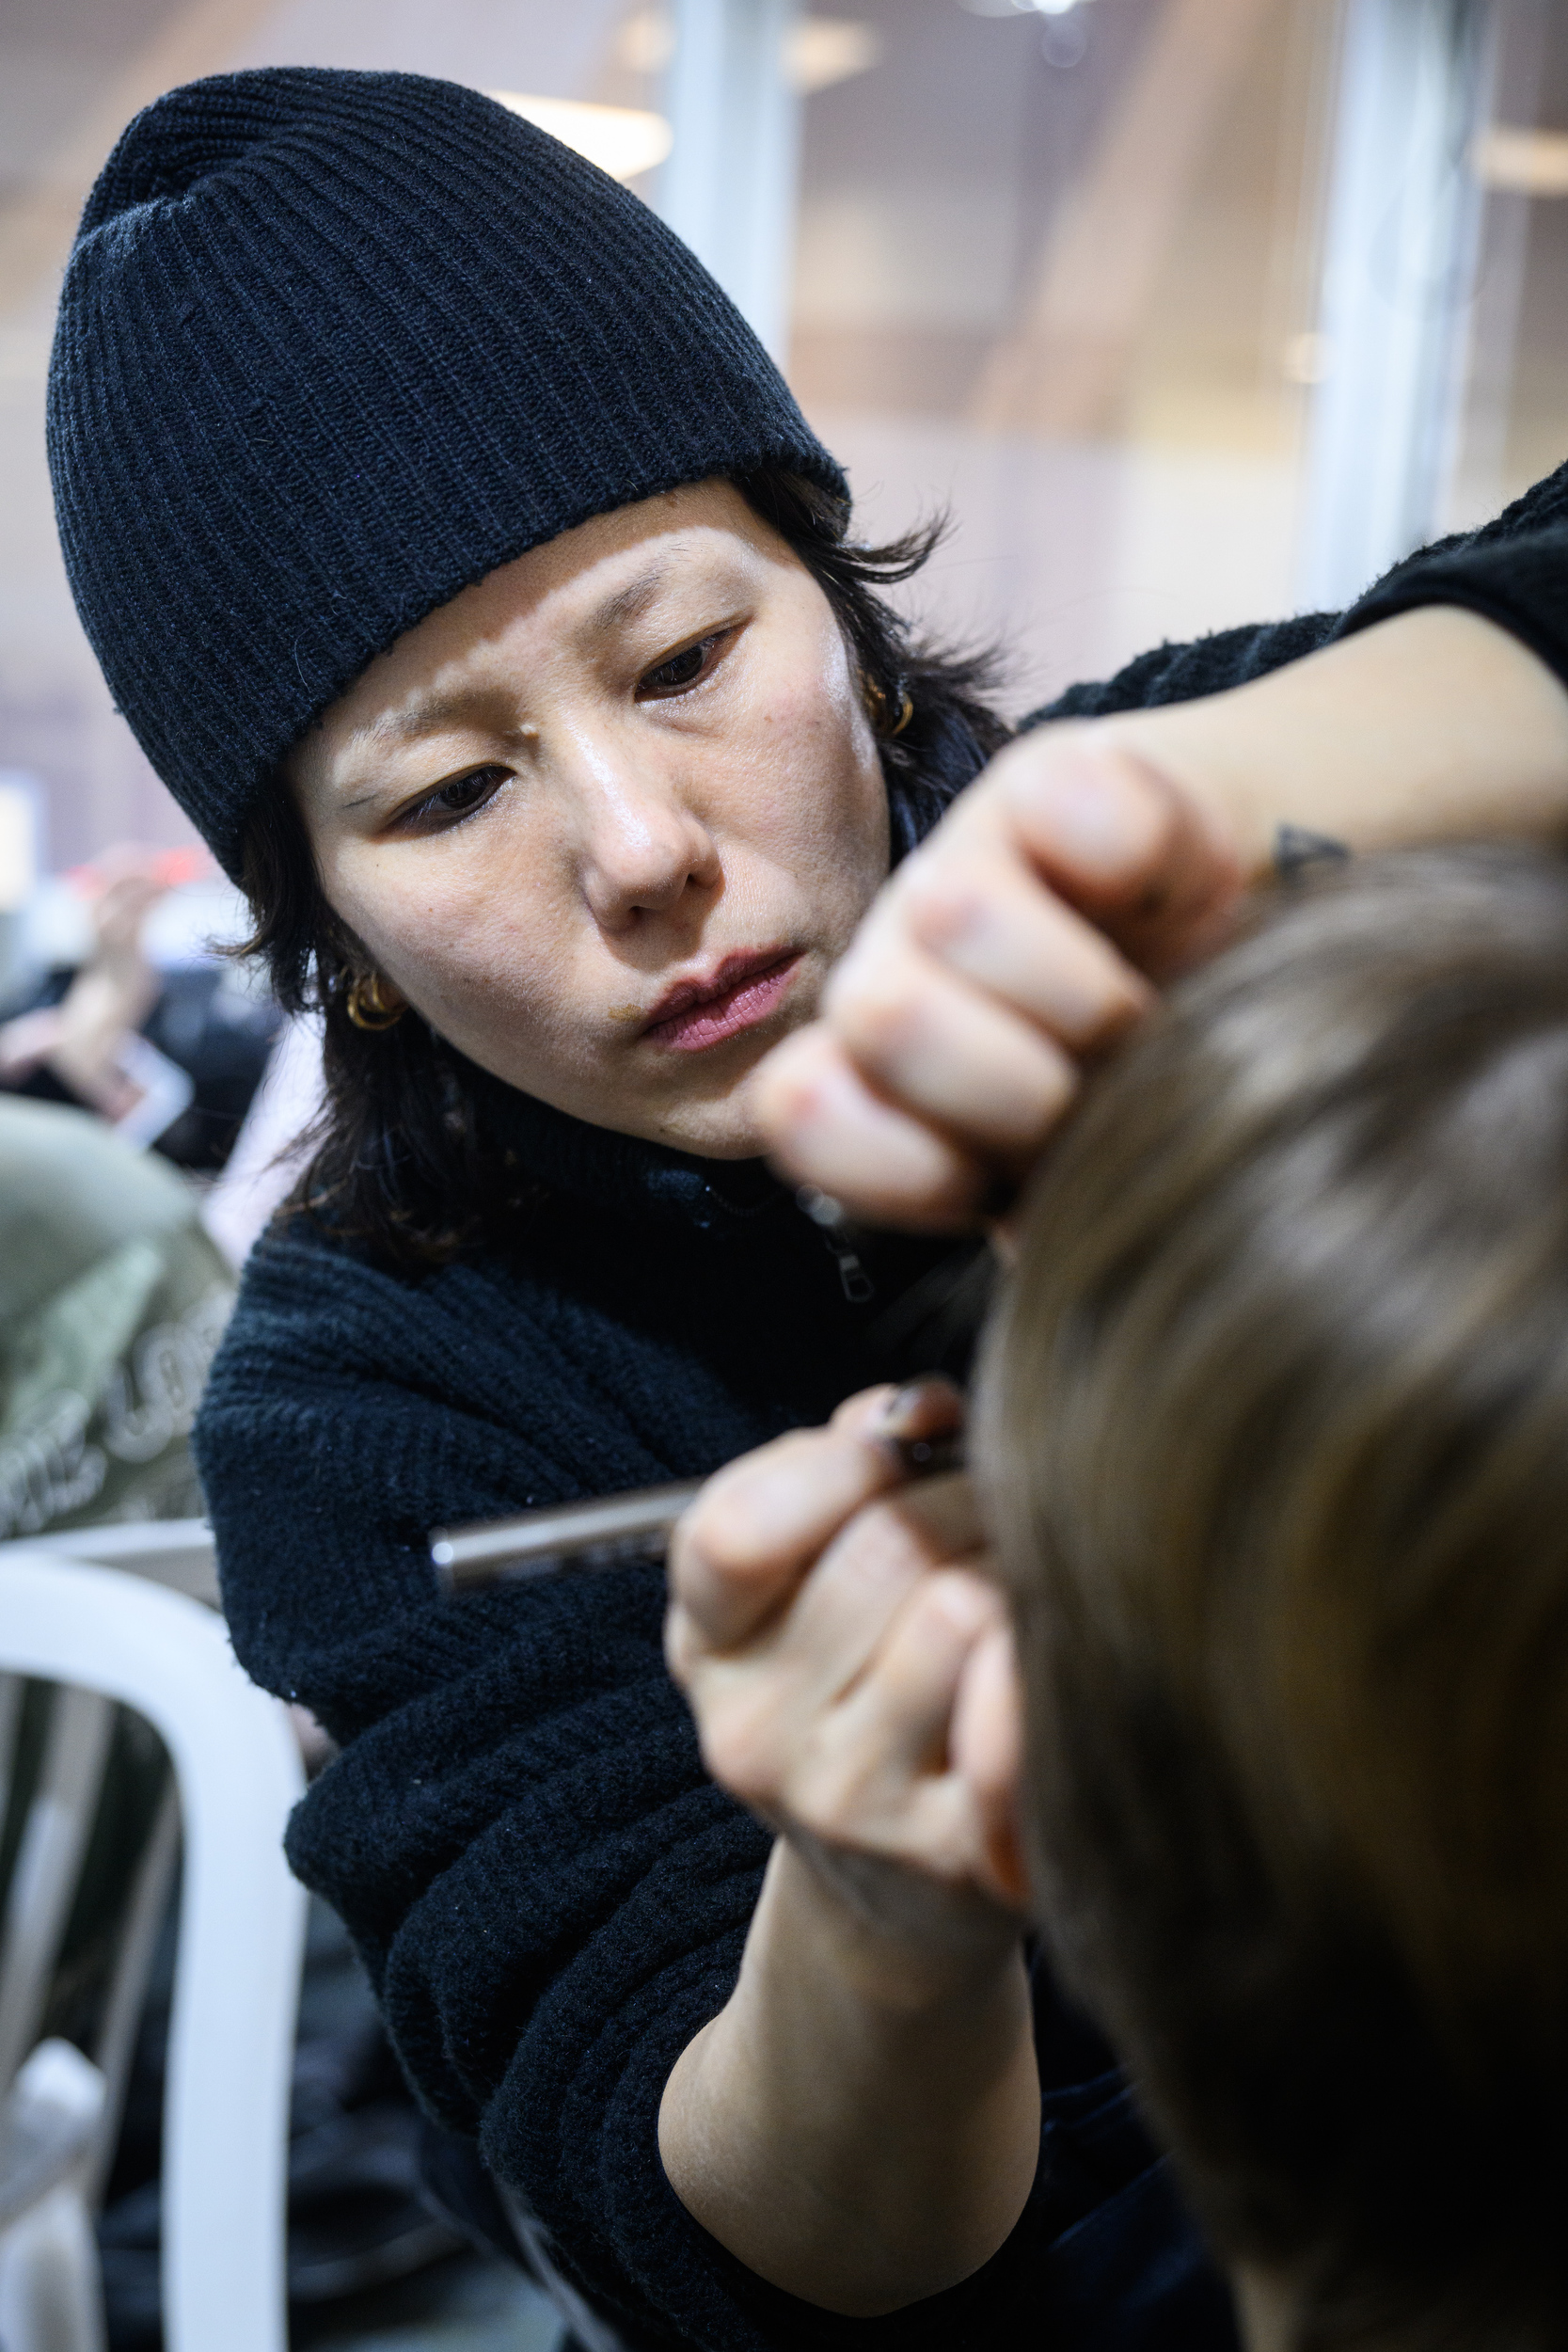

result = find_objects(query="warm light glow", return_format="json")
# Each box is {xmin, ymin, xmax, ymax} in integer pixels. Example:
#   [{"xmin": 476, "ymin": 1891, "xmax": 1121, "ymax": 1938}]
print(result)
[
  {"xmin": 790, "ymin": 21, "xmax": 883, "ymax": 93},
  {"xmin": 959, "ymin": 0, "xmax": 1095, "ymax": 15},
  {"xmin": 615, "ymin": 11, "xmax": 881, "ymax": 96},
  {"xmin": 486, "ymin": 93, "xmax": 673, "ymax": 183},
  {"xmin": 616, "ymin": 9, "xmax": 676, "ymax": 76},
  {"xmin": 1283, "ymin": 330, "xmax": 1333, "ymax": 387},
  {"xmin": 1471, "ymin": 125, "xmax": 1568, "ymax": 198}
]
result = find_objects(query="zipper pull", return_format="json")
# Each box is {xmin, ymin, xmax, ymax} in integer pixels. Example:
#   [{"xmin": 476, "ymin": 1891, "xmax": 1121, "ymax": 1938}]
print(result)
[{"xmin": 797, "ymin": 1186, "xmax": 876, "ymax": 1304}]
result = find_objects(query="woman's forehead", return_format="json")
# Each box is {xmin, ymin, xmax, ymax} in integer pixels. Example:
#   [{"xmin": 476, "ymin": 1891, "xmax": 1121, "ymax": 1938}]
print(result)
[
  {"xmin": 291, "ymin": 480, "xmax": 795, "ymax": 788},
  {"xmin": 322, "ymin": 486, "xmax": 760, "ymax": 707}
]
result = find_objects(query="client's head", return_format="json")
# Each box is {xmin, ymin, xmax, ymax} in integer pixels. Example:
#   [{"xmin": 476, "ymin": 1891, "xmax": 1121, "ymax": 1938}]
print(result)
[{"xmin": 978, "ymin": 845, "xmax": 1568, "ymax": 2352}]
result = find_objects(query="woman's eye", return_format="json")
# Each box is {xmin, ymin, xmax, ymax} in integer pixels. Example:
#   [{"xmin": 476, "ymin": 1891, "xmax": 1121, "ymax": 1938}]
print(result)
[
  {"xmin": 640, "ymin": 635, "xmax": 721, "ymax": 698},
  {"xmin": 410, "ymin": 765, "xmax": 508, "ymax": 825}
]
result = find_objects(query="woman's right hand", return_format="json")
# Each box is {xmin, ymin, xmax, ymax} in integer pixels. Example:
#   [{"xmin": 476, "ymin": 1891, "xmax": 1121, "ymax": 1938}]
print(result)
[
  {"xmin": 661, "ymin": 1380, "xmax": 1037, "ymax": 2312},
  {"xmin": 666, "ymin": 1376, "xmax": 1023, "ymax": 1947}
]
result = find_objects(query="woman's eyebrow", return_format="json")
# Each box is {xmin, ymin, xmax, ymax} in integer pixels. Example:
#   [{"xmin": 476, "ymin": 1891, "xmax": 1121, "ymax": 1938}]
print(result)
[
  {"xmin": 350, "ymin": 687, "xmax": 483, "ymax": 754},
  {"xmin": 589, "ymin": 560, "xmax": 673, "ymax": 636},
  {"xmin": 339, "ymin": 554, "xmax": 706, "ymax": 786},
  {"xmin": 335, "ymin": 688, "xmax": 503, "ymax": 804}
]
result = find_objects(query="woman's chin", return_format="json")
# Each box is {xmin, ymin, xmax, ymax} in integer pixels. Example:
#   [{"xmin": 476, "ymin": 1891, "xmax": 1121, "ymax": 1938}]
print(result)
[
  {"xmin": 626, "ymin": 1028, "xmax": 805, "ymax": 1160},
  {"xmin": 645, "ymin": 1103, "xmax": 770, "ymax": 1161}
]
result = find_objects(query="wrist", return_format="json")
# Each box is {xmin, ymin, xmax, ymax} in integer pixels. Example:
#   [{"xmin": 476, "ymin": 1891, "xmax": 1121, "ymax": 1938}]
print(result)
[
  {"xmin": 1086, "ymin": 607, "xmax": 1568, "ymax": 884},
  {"xmin": 761, "ymin": 1836, "xmax": 1023, "ymax": 2019},
  {"xmin": 662, "ymin": 1840, "xmax": 1037, "ymax": 2312}
]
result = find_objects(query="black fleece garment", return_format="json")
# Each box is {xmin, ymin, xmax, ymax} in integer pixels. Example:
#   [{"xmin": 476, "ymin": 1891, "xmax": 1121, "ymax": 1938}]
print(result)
[{"xmin": 198, "ymin": 462, "xmax": 1568, "ymax": 2352}]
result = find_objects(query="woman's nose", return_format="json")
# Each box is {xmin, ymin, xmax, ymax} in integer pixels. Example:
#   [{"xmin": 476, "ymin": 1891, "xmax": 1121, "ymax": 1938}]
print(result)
[{"xmin": 575, "ymin": 758, "xmax": 721, "ymax": 930}]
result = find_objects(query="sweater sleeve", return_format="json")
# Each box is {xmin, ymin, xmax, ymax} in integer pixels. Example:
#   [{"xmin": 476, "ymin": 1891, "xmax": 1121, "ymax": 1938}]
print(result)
[
  {"xmin": 196, "ymin": 1222, "xmax": 777, "ymax": 2349},
  {"xmin": 1334, "ymin": 458, "xmax": 1568, "ymax": 689},
  {"xmin": 1027, "ymin": 456, "xmax": 1568, "ymax": 725}
]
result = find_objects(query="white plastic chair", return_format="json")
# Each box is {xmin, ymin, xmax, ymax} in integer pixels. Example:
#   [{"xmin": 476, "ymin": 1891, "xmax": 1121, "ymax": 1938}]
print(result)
[
  {"xmin": 0, "ymin": 1544, "xmax": 306, "ymax": 2352},
  {"xmin": 15, "ymin": 1518, "xmax": 221, "ymax": 1607}
]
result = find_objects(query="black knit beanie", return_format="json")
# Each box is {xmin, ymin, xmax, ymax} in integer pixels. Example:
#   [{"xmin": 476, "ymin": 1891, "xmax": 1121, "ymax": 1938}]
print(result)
[{"xmin": 48, "ymin": 67, "xmax": 845, "ymax": 881}]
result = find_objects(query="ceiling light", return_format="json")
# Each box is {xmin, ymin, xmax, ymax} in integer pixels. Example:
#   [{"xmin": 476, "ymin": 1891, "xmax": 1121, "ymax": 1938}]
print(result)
[
  {"xmin": 615, "ymin": 12, "xmax": 880, "ymax": 96},
  {"xmin": 1470, "ymin": 125, "xmax": 1568, "ymax": 197},
  {"xmin": 487, "ymin": 93, "xmax": 673, "ymax": 182},
  {"xmin": 958, "ymin": 0, "xmax": 1094, "ymax": 14}
]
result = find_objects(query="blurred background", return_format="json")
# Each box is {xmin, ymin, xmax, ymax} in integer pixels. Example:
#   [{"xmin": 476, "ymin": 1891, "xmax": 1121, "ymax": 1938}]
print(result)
[
  {"xmin": 2, "ymin": 4, "xmax": 1567, "ymax": 2347},
  {"xmin": 4, "ymin": 0, "xmax": 1567, "ymax": 900}
]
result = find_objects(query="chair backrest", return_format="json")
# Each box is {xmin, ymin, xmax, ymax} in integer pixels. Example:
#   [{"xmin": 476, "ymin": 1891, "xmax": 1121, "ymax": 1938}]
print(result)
[
  {"xmin": 0, "ymin": 1551, "xmax": 306, "ymax": 2352},
  {"xmin": 0, "ymin": 1678, "xmax": 118, "ymax": 2104},
  {"xmin": 14, "ymin": 1519, "xmax": 219, "ymax": 1609},
  {"xmin": 2, "ymin": 1519, "xmax": 219, "ymax": 2207}
]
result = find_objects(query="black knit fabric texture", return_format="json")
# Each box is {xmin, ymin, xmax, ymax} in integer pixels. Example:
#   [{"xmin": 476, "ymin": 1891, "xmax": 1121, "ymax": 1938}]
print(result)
[
  {"xmin": 46, "ymin": 67, "xmax": 843, "ymax": 880},
  {"xmin": 199, "ymin": 477, "xmax": 1568, "ymax": 2350}
]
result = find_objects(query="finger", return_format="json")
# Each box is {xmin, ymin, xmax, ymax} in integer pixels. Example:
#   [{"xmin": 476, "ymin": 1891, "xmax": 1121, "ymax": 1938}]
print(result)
[
  {"xmin": 885, "ymin": 1471, "xmax": 985, "ymax": 1563},
  {"xmin": 999, "ymin": 738, "xmax": 1241, "ymax": 973},
  {"xmin": 895, "ymin": 848, "xmax": 1152, "ymax": 1047},
  {"xmin": 822, "ymin": 939, "xmax": 1080, "ymax": 1157},
  {"xmin": 866, "ymin": 1580, "xmax": 1022, "ymax": 1895},
  {"xmin": 874, "ymin": 1569, "xmax": 1005, "ymax": 1771},
  {"xmin": 752, "ymin": 1025, "xmax": 990, "ymax": 1229},
  {"xmin": 872, "ymin": 1374, "xmax": 967, "ymax": 1457},
  {"xmin": 789, "ymin": 1571, "xmax": 1002, "ymax": 1874},
  {"xmin": 767, "ymin": 1475, "xmax": 988, "ymax": 1715},
  {"xmin": 828, "ymin": 1384, "xmax": 905, "ymax": 1438},
  {"xmin": 670, "ymin": 1415, "xmax": 906, "ymax": 1654},
  {"xmin": 950, "ymin": 1613, "xmax": 1022, "ymax": 1812},
  {"xmin": 949, "ymin": 1618, "xmax": 1028, "ymax": 1908}
]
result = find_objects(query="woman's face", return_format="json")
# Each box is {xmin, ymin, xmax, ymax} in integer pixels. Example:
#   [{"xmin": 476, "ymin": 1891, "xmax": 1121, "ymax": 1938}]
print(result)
[{"xmin": 289, "ymin": 480, "xmax": 890, "ymax": 1157}]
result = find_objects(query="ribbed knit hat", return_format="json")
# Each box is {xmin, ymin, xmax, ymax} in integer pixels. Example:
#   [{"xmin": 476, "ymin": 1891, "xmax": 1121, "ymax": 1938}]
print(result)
[{"xmin": 48, "ymin": 67, "xmax": 845, "ymax": 880}]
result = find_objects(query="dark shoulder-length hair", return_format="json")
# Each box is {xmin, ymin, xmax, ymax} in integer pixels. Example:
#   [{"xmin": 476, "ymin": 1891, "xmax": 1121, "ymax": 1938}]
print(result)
[{"xmin": 238, "ymin": 466, "xmax": 1011, "ymax": 1263}]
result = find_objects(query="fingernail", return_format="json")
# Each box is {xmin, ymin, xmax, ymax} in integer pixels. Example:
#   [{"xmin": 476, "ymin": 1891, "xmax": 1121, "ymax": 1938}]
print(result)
[
  {"xmin": 873, "ymin": 1380, "xmax": 967, "ymax": 1473},
  {"xmin": 875, "ymin": 1381, "xmax": 933, "ymax": 1441}
]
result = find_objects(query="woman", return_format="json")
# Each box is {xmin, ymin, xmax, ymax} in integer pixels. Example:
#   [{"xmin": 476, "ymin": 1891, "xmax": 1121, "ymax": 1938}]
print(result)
[
  {"xmin": 674, "ymin": 845, "xmax": 1568, "ymax": 2352},
  {"xmin": 47, "ymin": 64, "xmax": 1568, "ymax": 2352}
]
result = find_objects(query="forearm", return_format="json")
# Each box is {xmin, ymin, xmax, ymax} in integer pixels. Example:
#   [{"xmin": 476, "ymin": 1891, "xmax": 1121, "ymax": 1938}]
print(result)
[
  {"xmin": 1101, "ymin": 607, "xmax": 1568, "ymax": 880},
  {"xmin": 659, "ymin": 1838, "xmax": 1038, "ymax": 2316}
]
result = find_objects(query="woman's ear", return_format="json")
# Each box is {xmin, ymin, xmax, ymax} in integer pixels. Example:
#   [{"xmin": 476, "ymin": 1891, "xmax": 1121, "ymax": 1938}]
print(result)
[{"xmin": 950, "ymin": 1610, "xmax": 1031, "ymax": 1912}]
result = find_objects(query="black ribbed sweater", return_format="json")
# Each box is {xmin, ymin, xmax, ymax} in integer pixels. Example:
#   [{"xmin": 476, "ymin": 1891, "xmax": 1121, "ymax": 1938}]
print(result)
[{"xmin": 198, "ymin": 462, "xmax": 1568, "ymax": 2352}]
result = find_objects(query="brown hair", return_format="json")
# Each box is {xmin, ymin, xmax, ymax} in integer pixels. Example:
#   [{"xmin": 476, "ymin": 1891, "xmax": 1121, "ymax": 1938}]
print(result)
[
  {"xmin": 979, "ymin": 846, "xmax": 1568, "ymax": 2351},
  {"xmin": 237, "ymin": 467, "xmax": 1009, "ymax": 1263}
]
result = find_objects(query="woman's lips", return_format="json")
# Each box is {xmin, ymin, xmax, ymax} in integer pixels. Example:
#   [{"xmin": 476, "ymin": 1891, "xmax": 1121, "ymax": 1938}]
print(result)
[{"xmin": 643, "ymin": 950, "xmax": 802, "ymax": 1054}]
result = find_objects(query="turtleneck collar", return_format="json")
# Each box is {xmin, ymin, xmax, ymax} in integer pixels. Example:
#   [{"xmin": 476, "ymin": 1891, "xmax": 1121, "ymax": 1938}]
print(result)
[{"xmin": 473, "ymin": 1069, "xmax": 786, "ymax": 1233}]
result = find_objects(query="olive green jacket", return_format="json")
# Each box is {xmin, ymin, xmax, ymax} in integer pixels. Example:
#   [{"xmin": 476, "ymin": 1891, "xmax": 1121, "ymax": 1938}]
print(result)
[{"xmin": 0, "ymin": 1097, "xmax": 233, "ymax": 1539}]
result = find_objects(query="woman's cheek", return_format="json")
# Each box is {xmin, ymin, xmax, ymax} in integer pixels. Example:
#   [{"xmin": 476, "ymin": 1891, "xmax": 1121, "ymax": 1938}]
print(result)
[
  {"xmin": 744, "ymin": 690, "xmax": 886, "ymax": 906},
  {"xmin": 364, "ymin": 882, "xmax": 571, "ymax": 1077},
  {"xmin": 450, "ymin": 929, "xmax": 582, "ymax": 1068}
]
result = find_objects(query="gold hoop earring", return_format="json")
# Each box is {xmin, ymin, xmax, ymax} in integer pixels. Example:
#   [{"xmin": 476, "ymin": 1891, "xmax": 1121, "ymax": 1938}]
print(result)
[
  {"xmin": 863, "ymin": 676, "xmax": 914, "ymax": 739},
  {"xmin": 345, "ymin": 970, "xmax": 406, "ymax": 1031}
]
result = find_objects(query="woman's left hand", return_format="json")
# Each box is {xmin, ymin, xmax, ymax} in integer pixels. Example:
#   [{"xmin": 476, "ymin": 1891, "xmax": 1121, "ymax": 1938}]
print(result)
[{"xmin": 752, "ymin": 609, "xmax": 1568, "ymax": 1232}]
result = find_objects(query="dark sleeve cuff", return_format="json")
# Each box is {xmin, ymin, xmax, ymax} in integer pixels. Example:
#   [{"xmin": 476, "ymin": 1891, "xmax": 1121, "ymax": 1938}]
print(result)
[{"xmin": 1336, "ymin": 525, "xmax": 1568, "ymax": 701}]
